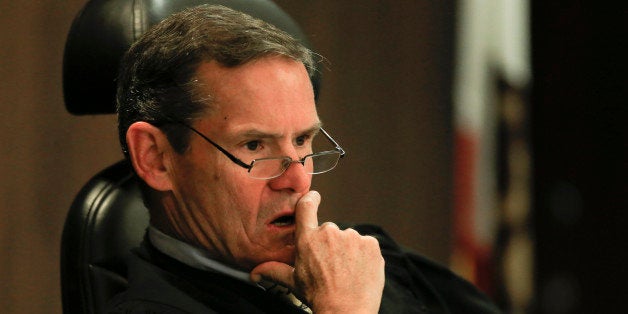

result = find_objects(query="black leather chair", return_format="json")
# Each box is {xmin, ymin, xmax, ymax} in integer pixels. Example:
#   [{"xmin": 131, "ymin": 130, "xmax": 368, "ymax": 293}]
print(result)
[{"xmin": 60, "ymin": 1, "xmax": 319, "ymax": 313}]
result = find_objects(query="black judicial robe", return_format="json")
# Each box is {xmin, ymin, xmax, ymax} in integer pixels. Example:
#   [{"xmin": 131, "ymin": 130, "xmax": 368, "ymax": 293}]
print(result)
[{"xmin": 106, "ymin": 224, "xmax": 501, "ymax": 313}]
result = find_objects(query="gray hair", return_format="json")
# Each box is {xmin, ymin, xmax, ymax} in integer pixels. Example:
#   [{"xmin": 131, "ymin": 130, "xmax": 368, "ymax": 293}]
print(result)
[{"xmin": 116, "ymin": 4, "xmax": 316, "ymax": 157}]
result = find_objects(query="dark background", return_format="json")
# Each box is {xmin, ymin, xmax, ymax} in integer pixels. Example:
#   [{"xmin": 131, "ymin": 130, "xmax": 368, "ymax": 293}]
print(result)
[{"xmin": 531, "ymin": 2, "xmax": 627, "ymax": 313}]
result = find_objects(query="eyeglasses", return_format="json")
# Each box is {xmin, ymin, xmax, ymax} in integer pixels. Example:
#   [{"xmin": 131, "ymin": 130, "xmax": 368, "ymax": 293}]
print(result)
[{"xmin": 178, "ymin": 123, "xmax": 346, "ymax": 180}]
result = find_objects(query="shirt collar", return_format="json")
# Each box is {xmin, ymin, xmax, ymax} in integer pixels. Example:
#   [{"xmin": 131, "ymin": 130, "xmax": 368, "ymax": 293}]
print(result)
[{"xmin": 147, "ymin": 225, "xmax": 254, "ymax": 285}]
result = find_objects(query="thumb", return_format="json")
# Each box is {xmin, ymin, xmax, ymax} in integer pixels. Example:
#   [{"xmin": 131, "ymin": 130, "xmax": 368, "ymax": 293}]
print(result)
[{"xmin": 250, "ymin": 261, "xmax": 296, "ymax": 289}]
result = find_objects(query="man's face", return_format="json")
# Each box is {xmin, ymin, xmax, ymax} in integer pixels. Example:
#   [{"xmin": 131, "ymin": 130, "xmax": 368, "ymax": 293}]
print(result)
[{"xmin": 165, "ymin": 57, "xmax": 319, "ymax": 271}]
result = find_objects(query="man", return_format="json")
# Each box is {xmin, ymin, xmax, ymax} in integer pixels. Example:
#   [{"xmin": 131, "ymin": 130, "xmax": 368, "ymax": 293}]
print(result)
[{"xmin": 108, "ymin": 4, "xmax": 500, "ymax": 313}]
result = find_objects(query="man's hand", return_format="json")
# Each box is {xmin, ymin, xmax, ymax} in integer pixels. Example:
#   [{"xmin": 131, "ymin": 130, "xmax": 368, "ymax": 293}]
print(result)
[{"xmin": 250, "ymin": 191, "xmax": 385, "ymax": 313}]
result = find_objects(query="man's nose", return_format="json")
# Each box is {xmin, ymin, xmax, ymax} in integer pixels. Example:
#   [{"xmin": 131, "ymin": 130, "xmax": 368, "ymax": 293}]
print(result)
[{"xmin": 268, "ymin": 155, "xmax": 311, "ymax": 193}]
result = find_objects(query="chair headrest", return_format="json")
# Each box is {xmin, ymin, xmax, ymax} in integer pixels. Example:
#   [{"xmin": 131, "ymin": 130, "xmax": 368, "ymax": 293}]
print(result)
[{"xmin": 63, "ymin": 0, "xmax": 320, "ymax": 115}]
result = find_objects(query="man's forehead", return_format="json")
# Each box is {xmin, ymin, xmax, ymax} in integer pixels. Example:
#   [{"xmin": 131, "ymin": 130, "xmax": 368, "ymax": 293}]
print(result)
[
  {"xmin": 192, "ymin": 56, "xmax": 316, "ymax": 118},
  {"xmin": 194, "ymin": 57, "xmax": 311, "ymax": 88}
]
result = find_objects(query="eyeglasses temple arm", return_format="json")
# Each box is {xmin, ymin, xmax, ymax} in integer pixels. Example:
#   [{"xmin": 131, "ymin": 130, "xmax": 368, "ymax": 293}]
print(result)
[
  {"xmin": 179, "ymin": 123, "xmax": 252, "ymax": 170},
  {"xmin": 320, "ymin": 127, "xmax": 346, "ymax": 157}
]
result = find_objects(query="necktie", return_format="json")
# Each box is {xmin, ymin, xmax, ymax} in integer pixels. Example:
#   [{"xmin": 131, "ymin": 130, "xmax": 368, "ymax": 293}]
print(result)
[{"xmin": 258, "ymin": 280, "xmax": 313, "ymax": 313}]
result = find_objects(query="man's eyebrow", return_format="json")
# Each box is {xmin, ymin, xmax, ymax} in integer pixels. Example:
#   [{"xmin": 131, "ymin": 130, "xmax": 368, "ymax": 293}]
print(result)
[
  {"xmin": 237, "ymin": 129, "xmax": 279, "ymax": 139},
  {"xmin": 302, "ymin": 122, "xmax": 323, "ymax": 136},
  {"xmin": 235, "ymin": 122, "xmax": 323, "ymax": 139}
]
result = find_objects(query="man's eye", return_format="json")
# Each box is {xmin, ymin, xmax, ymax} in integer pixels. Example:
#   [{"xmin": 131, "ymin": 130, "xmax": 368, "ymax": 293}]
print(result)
[
  {"xmin": 245, "ymin": 141, "xmax": 260, "ymax": 151},
  {"xmin": 295, "ymin": 135, "xmax": 308, "ymax": 146}
]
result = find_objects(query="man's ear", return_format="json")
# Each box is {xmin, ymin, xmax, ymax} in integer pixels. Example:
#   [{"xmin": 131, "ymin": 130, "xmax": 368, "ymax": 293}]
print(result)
[{"xmin": 126, "ymin": 122, "xmax": 174, "ymax": 191}]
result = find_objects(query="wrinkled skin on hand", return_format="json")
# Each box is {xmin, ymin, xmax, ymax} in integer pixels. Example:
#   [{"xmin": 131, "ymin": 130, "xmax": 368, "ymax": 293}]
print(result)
[{"xmin": 251, "ymin": 191, "xmax": 385, "ymax": 313}]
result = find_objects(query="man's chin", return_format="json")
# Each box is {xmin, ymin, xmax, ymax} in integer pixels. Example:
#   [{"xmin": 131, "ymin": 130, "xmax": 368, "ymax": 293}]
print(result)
[{"xmin": 240, "ymin": 245, "xmax": 296, "ymax": 270}]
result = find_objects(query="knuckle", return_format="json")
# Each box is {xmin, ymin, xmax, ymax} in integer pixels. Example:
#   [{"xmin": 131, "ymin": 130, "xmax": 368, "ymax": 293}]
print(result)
[
  {"xmin": 344, "ymin": 227, "xmax": 360, "ymax": 236},
  {"xmin": 363, "ymin": 235, "xmax": 380, "ymax": 246},
  {"xmin": 319, "ymin": 221, "xmax": 339, "ymax": 231},
  {"xmin": 363, "ymin": 236, "xmax": 382, "ymax": 253}
]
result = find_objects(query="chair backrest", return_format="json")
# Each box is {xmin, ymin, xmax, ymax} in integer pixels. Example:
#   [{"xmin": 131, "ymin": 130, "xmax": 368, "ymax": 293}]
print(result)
[
  {"xmin": 60, "ymin": 1, "xmax": 318, "ymax": 313},
  {"xmin": 61, "ymin": 160, "xmax": 148, "ymax": 313},
  {"xmin": 63, "ymin": 0, "xmax": 319, "ymax": 116}
]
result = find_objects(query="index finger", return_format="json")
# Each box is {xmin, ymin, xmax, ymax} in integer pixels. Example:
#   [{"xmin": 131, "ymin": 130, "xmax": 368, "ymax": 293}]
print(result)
[{"xmin": 295, "ymin": 190, "xmax": 321, "ymax": 236}]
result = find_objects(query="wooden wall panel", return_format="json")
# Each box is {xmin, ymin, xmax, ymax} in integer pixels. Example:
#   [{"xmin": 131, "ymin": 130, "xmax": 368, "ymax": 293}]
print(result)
[{"xmin": 0, "ymin": 1, "xmax": 123, "ymax": 312}]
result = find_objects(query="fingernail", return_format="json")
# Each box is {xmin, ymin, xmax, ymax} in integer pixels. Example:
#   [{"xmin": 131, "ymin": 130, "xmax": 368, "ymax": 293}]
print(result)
[{"xmin": 307, "ymin": 190, "xmax": 320, "ymax": 199}]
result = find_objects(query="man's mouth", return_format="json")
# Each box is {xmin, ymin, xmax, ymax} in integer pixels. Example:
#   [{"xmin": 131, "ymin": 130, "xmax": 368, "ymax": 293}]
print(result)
[{"xmin": 271, "ymin": 215, "xmax": 295, "ymax": 227}]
